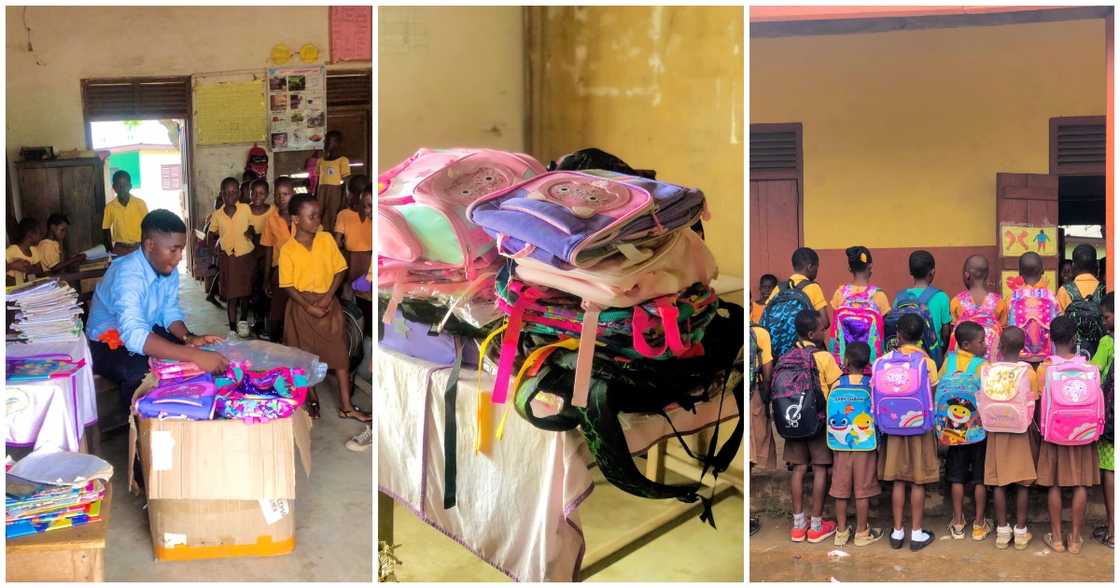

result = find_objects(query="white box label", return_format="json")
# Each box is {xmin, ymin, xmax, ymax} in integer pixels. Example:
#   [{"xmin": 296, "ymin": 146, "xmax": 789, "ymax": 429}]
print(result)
[
  {"xmin": 163, "ymin": 532, "xmax": 187, "ymax": 548},
  {"xmin": 259, "ymin": 498, "xmax": 289, "ymax": 525},
  {"xmin": 150, "ymin": 431, "xmax": 175, "ymax": 471}
]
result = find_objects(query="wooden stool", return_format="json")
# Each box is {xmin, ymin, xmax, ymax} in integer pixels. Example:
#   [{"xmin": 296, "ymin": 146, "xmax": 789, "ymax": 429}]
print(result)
[{"xmin": 6, "ymin": 484, "xmax": 112, "ymax": 582}]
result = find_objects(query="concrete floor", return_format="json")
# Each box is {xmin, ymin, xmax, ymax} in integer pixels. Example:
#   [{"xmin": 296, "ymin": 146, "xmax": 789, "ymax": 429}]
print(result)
[{"xmin": 97, "ymin": 272, "xmax": 373, "ymax": 581}]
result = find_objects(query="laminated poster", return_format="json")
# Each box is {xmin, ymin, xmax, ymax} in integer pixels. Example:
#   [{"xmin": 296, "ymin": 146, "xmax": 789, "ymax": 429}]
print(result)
[
  {"xmin": 1000, "ymin": 224, "xmax": 1058, "ymax": 257},
  {"xmin": 330, "ymin": 6, "xmax": 372, "ymax": 63},
  {"xmin": 195, "ymin": 80, "xmax": 268, "ymax": 146},
  {"xmin": 267, "ymin": 66, "xmax": 327, "ymax": 152}
]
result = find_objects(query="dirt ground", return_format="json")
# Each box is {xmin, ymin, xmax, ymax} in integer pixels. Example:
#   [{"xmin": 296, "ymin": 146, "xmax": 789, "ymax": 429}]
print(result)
[{"xmin": 750, "ymin": 514, "xmax": 1114, "ymax": 582}]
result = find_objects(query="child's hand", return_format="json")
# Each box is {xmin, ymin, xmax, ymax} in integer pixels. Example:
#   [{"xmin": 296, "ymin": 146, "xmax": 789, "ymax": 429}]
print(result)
[
  {"xmin": 316, "ymin": 296, "xmax": 333, "ymax": 310},
  {"xmin": 308, "ymin": 305, "xmax": 328, "ymax": 319}
]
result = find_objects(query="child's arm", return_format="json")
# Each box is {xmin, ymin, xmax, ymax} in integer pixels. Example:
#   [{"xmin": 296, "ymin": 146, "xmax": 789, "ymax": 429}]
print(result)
[
  {"xmin": 285, "ymin": 287, "xmax": 328, "ymax": 318},
  {"xmin": 262, "ymin": 247, "xmax": 274, "ymax": 296},
  {"xmin": 316, "ymin": 270, "xmax": 347, "ymax": 308},
  {"xmin": 759, "ymin": 361, "xmax": 773, "ymax": 402}
]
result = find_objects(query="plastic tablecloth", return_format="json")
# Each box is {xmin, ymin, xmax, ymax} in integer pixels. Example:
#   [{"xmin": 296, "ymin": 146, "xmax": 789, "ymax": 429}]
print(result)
[{"xmin": 5, "ymin": 337, "xmax": 98, "ymax": 453}]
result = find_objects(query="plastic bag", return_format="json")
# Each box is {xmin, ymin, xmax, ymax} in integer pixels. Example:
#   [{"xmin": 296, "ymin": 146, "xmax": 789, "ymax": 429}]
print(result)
[{"xmin": 202, "ymin": 340, "xmax": 328, "ymax": 386}]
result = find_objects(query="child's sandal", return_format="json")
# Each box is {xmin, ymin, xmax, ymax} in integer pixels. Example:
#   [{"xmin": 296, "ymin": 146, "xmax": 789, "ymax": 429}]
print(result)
[
  {"xmin": 1043, "ymin": 532, "xmax": 1065, "ymax": 553},
  {"xmin": 1066, "ymin": 534, "xmax": 1084, "ymax": 555}
]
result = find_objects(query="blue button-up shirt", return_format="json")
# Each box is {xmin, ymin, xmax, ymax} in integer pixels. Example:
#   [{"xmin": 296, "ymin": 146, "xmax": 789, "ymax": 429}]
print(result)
[{"xmin": 86, "ymin": 250, "xmax": 186, "ymax": 355}]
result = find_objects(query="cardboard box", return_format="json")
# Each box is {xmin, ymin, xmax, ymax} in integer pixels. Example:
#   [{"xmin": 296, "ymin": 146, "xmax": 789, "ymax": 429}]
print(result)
[{"xmin": 147, "ymin": 499, "xmax": 296, "ymax": 561}]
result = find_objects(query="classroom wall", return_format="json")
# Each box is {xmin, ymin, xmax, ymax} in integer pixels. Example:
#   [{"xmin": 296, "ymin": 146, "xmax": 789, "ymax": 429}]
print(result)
[
  {"xmin": 532, "ymin": 6, "xmax": 745, "ymax": 276},
  {"xmin": 751, "ymin": 18, "xmax": 1106, "ymax": 296},
  {"xmin": 378, "ymin": 6, "xmax": 526, "ymax": 170}
]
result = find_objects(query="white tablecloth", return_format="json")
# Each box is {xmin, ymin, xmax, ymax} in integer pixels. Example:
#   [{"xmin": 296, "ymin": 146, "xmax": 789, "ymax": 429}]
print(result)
[
  {"xmin": 5, "ymin": 337, "xmax": 98, "ymax": 452},
  {"xmin": 376, "ymin": 349, "xmax": 738, "ymax": 582}
]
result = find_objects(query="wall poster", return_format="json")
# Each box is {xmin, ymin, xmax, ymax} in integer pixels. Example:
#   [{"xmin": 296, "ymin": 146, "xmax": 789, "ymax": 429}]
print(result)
[{"xmin": 267, "ymin": 66, "xmax": 327, "ymax": 152}]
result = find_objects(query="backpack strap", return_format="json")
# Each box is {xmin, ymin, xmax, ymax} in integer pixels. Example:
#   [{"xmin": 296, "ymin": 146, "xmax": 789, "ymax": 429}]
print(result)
[
  {"xmin": 963, "ymin": 355, "xmax": 984, "ymax": 376},
  {"xmin": 474, "ymin": 323, "xmax": 508, "ymax": 453},
  {"xmin": 917, "ymin": 287, "xmax": 938, "ymax": 306},
  {"xmin": 443, "ymin": 339, "xmax": 465, "ymax": 509},
  {"xmin": 570, "ymin": 302, "xmax": 602, "ymax": 408},
  {"xmin": 1091, "ymin": 283, "xmax": 1106, "ymax": 304},
  {"xmin": 1065, "ymin": 281, "xmax": 1085, "ymax": 303},
  {"xmin": 490, "ymin": 287, "xmax": 544, "ymax": 404},
  {"xmin": 498, "ymin": 338, "xmax": 580, "ymax": 439}
]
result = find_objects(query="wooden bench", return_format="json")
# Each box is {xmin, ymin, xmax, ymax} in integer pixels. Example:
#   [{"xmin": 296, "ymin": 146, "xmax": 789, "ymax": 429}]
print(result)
[{"xmin": 6, "ymin": 484, "xmax": 112, "ymax": 582}]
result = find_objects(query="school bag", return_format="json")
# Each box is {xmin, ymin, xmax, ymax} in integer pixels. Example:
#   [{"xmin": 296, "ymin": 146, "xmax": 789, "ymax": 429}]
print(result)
[
  {"xmin": 136, "ymin": 374, "xmax": 218, "ymax": 421},
  {"xmin": 825, "ymin": 375, "xmax": 877, "ymax": 451},
  {"xmin": 827, "ymin": 285, "xmax": 885, "ymax": 368},
  {"xmin": 769, "ymin": 345, "xmax": 825, "ymax": 440},
  {"xmin": 871, "ymin": 349, "xmax": 933, "ymax": 435},
  {"xmin": 761, "ymin": 279, "xmax": 815, "ymax": 360},
  {"xmin": 1062, "ymin": 283, "xmax": 1106, "ymax": 357},
  {"xmin": 978, "ymin": 361, "xmax": 1035, "ymax": 434},
  {"xmin": 1007, "ymin": 286, "xmax": 1058, "ymax": 362},
  {"xmin": 1102, "ymin": 359, "xmax": 1114, "ymax": 443},
  {"xmin": 214, "ymin": 365, "xmax": 310, "ymax": 423},
  {"xmin": 947, "ymin": 291, "xmax": 1003, "ymax": 361},
  {"xmin": 1040, "ymin": 355, "xmax": 1105, "ymax": 445},
  {"xmin": 883, "ymin": 287, "xmax": 944, "ymax": 367},
  {"xmin": 933, "ymin": 352, "xmax": 986, "ymax": 445}
]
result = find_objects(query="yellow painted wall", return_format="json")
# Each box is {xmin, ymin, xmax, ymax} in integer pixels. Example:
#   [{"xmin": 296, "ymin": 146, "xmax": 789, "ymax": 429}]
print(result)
[
  {"xmin": 533, "ymin": 6, "xmax": 745, "ymax": 275},
  {"xmin": 751, "ymin": 19, "xmax": 1106, "ymax": 250}
]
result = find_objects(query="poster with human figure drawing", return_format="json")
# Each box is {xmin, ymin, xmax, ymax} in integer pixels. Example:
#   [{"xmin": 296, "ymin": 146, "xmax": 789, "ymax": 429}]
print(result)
[{"xmin": 267, "ymin": 66, "xmax": 326, "ymax": 151}]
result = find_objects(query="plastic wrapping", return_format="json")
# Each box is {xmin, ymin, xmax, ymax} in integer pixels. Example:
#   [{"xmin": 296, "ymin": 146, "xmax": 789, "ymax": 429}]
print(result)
[{"xmin": 202, "ymin": 340, "xmax": 328, "ymax": 386}]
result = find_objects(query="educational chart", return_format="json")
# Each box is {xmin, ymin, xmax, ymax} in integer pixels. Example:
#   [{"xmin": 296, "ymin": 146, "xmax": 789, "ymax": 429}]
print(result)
[
  {"xmin": 1001, "ymin": 270, "xmax": 1058, "ymax": 300},
  {"xmin": 330, "ymin": 6, "xmax": 372, "ymax": 62},
  {"xmin": 267, "ymin": 66, "xmax": 326, "ymax": 152},
  {"xmin": 194, "ymin": 80, "xmax": 268, "ymax": 146},
  {"xmin": 1000, "ymin": 224, "xmax": 1058, "ymax": 257}
]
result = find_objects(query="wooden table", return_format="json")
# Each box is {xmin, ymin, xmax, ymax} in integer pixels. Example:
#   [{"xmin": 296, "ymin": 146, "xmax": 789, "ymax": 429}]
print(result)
[{"xmin": 6, "ymin": 483, "xmax": 112, "ymax": 582}]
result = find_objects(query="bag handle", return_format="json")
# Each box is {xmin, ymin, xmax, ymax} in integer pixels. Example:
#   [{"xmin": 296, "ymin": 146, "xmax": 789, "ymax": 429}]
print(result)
[
  {"xmin": 496, "ymin": 233, "xmax": 535, "ymax": 259},
  {"xmin": 631, "ymin": 297, "xmax": 688, "ymax": 358},
  {"xmin": 490, "ymin": 288, "xmax": 543, "ymax": 404},
  {"xmin": 571, "ymin": 302, "xmax": 602, "ymax": 408}
]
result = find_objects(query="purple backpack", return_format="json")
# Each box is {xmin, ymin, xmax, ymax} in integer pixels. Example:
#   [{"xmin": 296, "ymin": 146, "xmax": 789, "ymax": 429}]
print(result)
[
  {"xmin": 872, "ymin": 350, "xmax": 933, "ymax": 435},
  {"xmin": 380, "ymin": 308, "xmax": 480, "ymax": 367},
  {"xmin": 137, "ymin": 374, "xmax": 218, "ymax": 420},
  {"xmin": 467, "ymin": 170, "xmax": 707, "ymax": 269}
]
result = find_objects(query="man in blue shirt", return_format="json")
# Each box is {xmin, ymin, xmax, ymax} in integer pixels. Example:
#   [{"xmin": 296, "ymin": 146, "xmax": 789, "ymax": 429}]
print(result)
[{"xmin": 87, "ymin": 210, "xmax": 229, "ymax": 407}]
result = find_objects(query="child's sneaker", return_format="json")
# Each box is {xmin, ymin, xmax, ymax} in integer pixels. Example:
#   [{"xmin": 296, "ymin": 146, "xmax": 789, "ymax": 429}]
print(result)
[
  {"xmin": 1013, "ymin": 527, "xmax": 1032, "ymax": 551},
  {"xmin": 854, "ymin": 527, "xmax": 885, "ymax": 547},
  {"xmin": 346, "ymin": 425, "xmax": 372, "ymax": 452},
  {"xmin": 807, "ymin": 520, "xmax": 837, "ymax": 544},
  {"xmin": 995, "ymin": 525, "xmax": 1013, "ymax": 549},
  {"xmin": 834, "ymin": 526, "xmax": 851, "ymax": 546},
  {"xmin": 972, "ymin": 519, "xmax": 993, "ymax": 541},
  {"xmin": 948, "ymin": 519, "xmax": 966, "ymax": 540},
  {"xmin": 790, "ymin": 525, "xmax": 808, "ymax": 542},
  {"xmin": 237, "ymin": 321, "xmax": 251, "ymax": 338}
]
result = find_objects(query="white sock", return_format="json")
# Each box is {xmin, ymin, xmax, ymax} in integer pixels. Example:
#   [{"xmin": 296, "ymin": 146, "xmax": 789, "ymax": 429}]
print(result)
[
  {"xmin": 911, "ymin": 528, "xmax": 930, "ymax": 542},
  {"xmin": 810, "ymin": 516, "xmax": 822, "ymax": 532},
  {"xmin": 997, "ymin": 524, "xmax": 1012, "ymax": 533},
  {"xmin": 793, "ymin": 512, "xmax": 807, "ymax": 528},
  {"xmin": 1014, "ymin": 526, "xmax": 1028, "ymax": 535},
  {"xmin": 891, "ymin": 528, "xmax": 905, "ymax": 540}
]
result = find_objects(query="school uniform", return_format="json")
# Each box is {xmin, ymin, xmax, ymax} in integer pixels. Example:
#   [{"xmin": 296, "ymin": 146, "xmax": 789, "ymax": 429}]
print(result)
[
  {"xmin": 765, "ymin": 273, "xmax": 828, "ymax": 312},
  {"xmin": 334, "ymin": 208, "xmax": 373, "ymax": 284},
  {"xmin": 782, "ymin": 339, "xmax": 841, "ymax": 466},
  {"xmin": 102, "ymin": 196, "xmax": 148, "ymax": 247},
  {"xmin": 894, "ymin": 287, "xmax": 953, "ymax": 346},
  {"xmin": 260, "ymin": 207, "xmax": 295, "ymax": 324},
  {"xmin": 940, "ymin": 350, "xmax": 989, "ymax": 485},
  {"xmin": 38, "ymin": 238, "xmax": 62, "ymax": 270},
  {"xmin": 828, "ymin": 373, "xmax": 881, "ymax": 500},
  {"xmin": 749, "ymin": 325, "xmax": 777, "ymax": 470},
  {"xmin": 878, "ymin": 343, "xmax": 941, "ymax": 484},
  {"xmin": 316, "ymin": 156, "xmax": 350, "ymax": 232},
  {"xmin": 6, "ymin": 244, "xmax": 42, "ymax": 285},
  {"xmin": 209, "ymin": 202, "xmax": 257, "ymax": 300},
  {"xmin": 1056, "ymin": 273, "xmax": 1102, "ymax": 312},
  {"xmin": 1035, "ymin": 358, "xmax": 1101, "ymax": 487},
  {"xmin": 247, "ymin": 205, "xmax": 274, "ymax": 308},
  {"xmin": 750, "ymin": 301, "xmax": 765, "ymax": 323},
  {"xmin": 1092, "ymin": 335, "xmax": 1115, "ymax": 472},
  {"xmin": 984, "ymin": 364, "xmax": 1041, "ymax": 487},
  {"xmin": 278, "ymin": 231, "xmax": 349, "ymax": 371}
]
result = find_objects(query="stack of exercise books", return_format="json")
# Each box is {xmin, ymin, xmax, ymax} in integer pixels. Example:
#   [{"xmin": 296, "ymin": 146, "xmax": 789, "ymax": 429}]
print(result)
[
  {"xmin": 5, "ymin": 279, "xmax": 84, "ymax": 343},
  {"xmin": 5, "ymin": 452, "xmax": 112, "ymax": 539}
]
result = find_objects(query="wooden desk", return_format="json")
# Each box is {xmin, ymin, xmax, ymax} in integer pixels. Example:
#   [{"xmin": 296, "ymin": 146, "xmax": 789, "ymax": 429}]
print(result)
[{"xmin": 6, "ymin": 483, "xmax": 112, "ymax": 582}]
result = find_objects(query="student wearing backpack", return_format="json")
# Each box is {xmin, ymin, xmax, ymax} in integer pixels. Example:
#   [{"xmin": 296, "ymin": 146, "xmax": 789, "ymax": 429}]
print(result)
[
  {"xmin": 749, "ymin": 323, "xmax": 776, "ymax": 537},
  {"xmin": 762, "ymin": 248, "xmax": 830, "ymax": 359},
  {"xmin": 948, "ymin": 255, "xmax": 1007, "ymax": 361},
  {"xmin": 1091, "ymin": 292, "xmax": 1114, "ymax": 549},
  {"xmin": 887, "ymin": 250, "xmax": 951, "ymax": 367},
  {"xmin": 828, "ymin": 246, "xmax": 890, "ymax": 367},
  {"xmin": 1008, "ymin": 252, "xmax": 1060, "ymax": 365},
  {"xmin": 877, "ymin": 313, "xmax": 940, "ymax": 551},
  {"xmin": 829, "ymin": 342, "xmax": 885, "ymax": 547},
  {"xmin": 751, "ymin": 274, "xmax": 778, "ymax": 324},
  {"xmin": 780, "ymin": 310, "xmax": 841, "ymax": 543},
  {"xmin": 1036, "ymin": 316, "xmax": 1101, "ymax": 554},
  {"xmin": 939, "ymin": 321, "xmax": 993, "ymax": 542},
  {"xmin": 1058, "ymin": 244, "xmax": 1106, "ymax": 357},
  {"xmin": 982, "ymin": 327, "xmax": 1041, "ymax": 550}
]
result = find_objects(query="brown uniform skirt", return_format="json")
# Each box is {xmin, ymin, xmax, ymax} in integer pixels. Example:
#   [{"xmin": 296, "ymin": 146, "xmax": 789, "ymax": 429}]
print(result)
[
  {"xmin": 269, "ymin": 272, "xmax": 290, "ymax": 323},
  {"xmin": 1036, "ymin": 440, "xmax": 1101, "ymax": 487},
  {"xmin": 284, "ymin": 291, "xmax": 349, "ymax": 371},
  {"xmin": 984, "ymin": 428, "xmax": 1041, "ymax": 487},
  {"xmin": 219, "ymin": 250, "xmax": 256, "ymax": 299},
  {"xmin": 347, "ymin": 250, "xmax": 372, "ymax": 285},
  {"xmin": 830, "ymin": 451, "xmax": 881, "ymax": 500},
  {"xmin": 783, "ymin": 433, "xmax": 833, "ymax": 466},
  {"xmin": 318, "ymin": 184, "xmax": 344, "ymax": 232},
  {"xmin": 749, "ymin": 392, "xmax": 777, "ymax": 470},
  {"xmin": 878, "ymin": 431, "xmax": 940, "ymax": 484}
]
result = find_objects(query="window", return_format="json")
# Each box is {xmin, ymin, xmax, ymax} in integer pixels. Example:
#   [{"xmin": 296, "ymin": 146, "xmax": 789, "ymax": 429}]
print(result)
[
  {"xmin": 1050, "ymin": 116, "xmax": 1105, "ymax": 176},
  {"xmin": 161, "ymin": 164, "xmax": 182, "ymax": 191}
]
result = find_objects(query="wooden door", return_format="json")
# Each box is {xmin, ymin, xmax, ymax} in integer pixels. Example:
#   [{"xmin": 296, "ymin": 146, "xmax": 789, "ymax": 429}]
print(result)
[
  {"xmin": 328, "ymin": 108, "xmax": 371, "ymax": 172},
  {"xmin": 750, "ymin": 179, "xmax": 800, "ymax": 288},
  {"xmin": 995, "ymin": 173, "xmax": 1059, "ymax": 298},
  {"xmin": 15, "ymin": 159, "xmax": 106, "ymax": 254}
]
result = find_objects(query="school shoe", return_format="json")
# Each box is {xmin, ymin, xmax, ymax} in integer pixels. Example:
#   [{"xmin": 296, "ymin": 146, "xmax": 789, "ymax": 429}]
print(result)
[
  {"xmin": 948, "ymin": 519, "xmax": 967, "ymax": 540},
  {"xmin": 834, "ymin": 526, "xmax": 851, "ymax": 546},
  {"xmin": 790, "ymin": 524, "xmax": 808, "ymax": 542},
  {"xmin": 346, "ymin": 426, "xmax": 372, "ymax": 452},
  {"xmin": 807, "ymin": 520, "xmax": 838, "ymax": 544},
  {"xmin": 909, "ymin": 529, "xmax": 936, "ymax": 551},
  {"xmin": 854, "ymin": 527, "xmax": 885, "ymax": 547},
  {"xmin": 972, "ymin": 519, "xmax": 993, "ymax": 541},
  {"xmin": 1013, "ymin": 528, "xmax": 1033, "ymax": 551},
  {"xmin": 995, "ymin": 526, "xmax": 1013, "ymax": 549},
  {"xmin": 237, "ymin": 321, "xmax": 251, "ymax": 338},
  {"xmin": 889, "ymin": 530, "xmax": 906, "ymax": 550}
]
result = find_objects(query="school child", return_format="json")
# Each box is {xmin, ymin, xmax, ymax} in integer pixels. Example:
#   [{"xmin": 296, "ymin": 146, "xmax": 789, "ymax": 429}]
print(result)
[
  {"xmin": 102, "ymin": 170, "xmax": 148, "ymax": 255},
  {"xmin": 1036, "ymin": 316, "xmax": 1101, "ymax": 554},
  {"xmin": 762, "ymin": 248, "xmax": 830, "ymax": 359},
  {"xmin": 246, "ymin": 179, "xmax": 275, "ymax": 336},
  {"xmin": 749, "ymin": 322, "xmax": 776, "ymax": 537},
  {"xmin": 279, "ymin": 194, "xmax": 369, "ymax": 423},
  {"xmin": 781, "ymin": 310, "xmax": 841, "ymax": 543},
  {"xmin": 983, "ymin": 326, "xmax": 1040, "ymax": 550},
  {"xmin": 891, "ymin": 250, "xmax": 952, "ymax": 366},
  {"xmin": 316, "ymin": 130, "xmax": 351, "ymax": 232},
  {"xmin": 239, "ymin": 171, "xmax": 255, "ymax": 204},
  {"xmin": 829, "ymin": 246, "xmax": 890, "ymax": 365},
  {"xmin": 948, "ymin": 255, "xmax": 1007, "ymax": 359},
  {"xmin": 751, "ymin": 274, "xmax": 778, "ymax": 323},
  {"xmin": 334, "ymin": 175, "xmax": 373, "ymax": 286},
  {"xmin": 38, "ymin": 214, "xmax": 86, "ymax": 273},
  {"xmin": 1007, "ymin": 252, "xmax": 1059, "ymax": 365},
  {"xmin": 6, "ymin": 218, "xmax": 44, "ymax": 286},
  {"xmin": 878, "ymin": 313, "xmax": 940, "ymax": 551},
  {"xmin": 261, "ymin": 177, "xmax": 297, "ymax": 342},
  {"xmin": 829, "ymin": 342, "xmax": 884, "ymax": 547},
  {"xmin": 208, "ymin": 177, "xmax": 257, "ymax": 337},
  {"xmin": 1058, "ymin": 244, "xmax": 1106, "ymax": 356},
  {"xmin": 1091, "ymin": 292, "xmax": 1114, "ymax": 549},
  {"xmin": 940, "ymin": 321, "xmax": 992, "ymax": 541}
]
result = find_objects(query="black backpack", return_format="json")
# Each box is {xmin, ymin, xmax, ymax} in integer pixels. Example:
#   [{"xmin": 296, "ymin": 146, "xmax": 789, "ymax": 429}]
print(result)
[
  {"xmin": 1064, "ymin": 283, "xmax": 1106, "ymax": 357},
  {"xmin": 769, "ymin": 344, "xmax": 825, "ymax": 440}
]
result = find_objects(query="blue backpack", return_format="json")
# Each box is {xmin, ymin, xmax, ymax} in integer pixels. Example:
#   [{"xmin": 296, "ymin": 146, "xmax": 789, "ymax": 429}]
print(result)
[
  {"xmin": 826, "ymin": 375, "xmax": 877, "ymax": 451},
  {"xmin": 884, "ymin": 287, "xmax": 944, "ymax": 367},
  {"xmin": 761, "ymin": 279, "xmax": 815, "ymax": 360},
  {"xmin": 933, "ymin": 352, "xmax": 986, "ymax": 446}
]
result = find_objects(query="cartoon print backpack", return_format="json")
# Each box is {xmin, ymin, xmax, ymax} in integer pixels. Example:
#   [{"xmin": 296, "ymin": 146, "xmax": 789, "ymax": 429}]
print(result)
[
  {"xmin": 769, "ymin": 345, "xmax": 825, "ymax": 440},
  {"xmin": 871, "ymin": 349, "xmax": 933, "ymax": 435},
  {"xmin": 978, "ymin": 361, "xmax": 1035, "ymax": 434},
  {"xmin": 1007, "ymin": 286, "xmax": 1058, "ymax": 362},
  {"xmin": 827, "ymin": 285, "xmax": 885, "ymax": 368},
  {"xmin": 761, "ymin": 279, "xmax": 815, "ymax": 360},
  {"xmin": 1040, "ymin": 355, "xmax": 1104, "ymax": 445},
  {"xmin": 947, "ymin": 291, "xmax": 1003, "ymax": 361},
  {"xmin": 883, "ymin": 287, "xmax": 944, "ymax": 367},
  {"xmin": 214, "ymin": 365, "xmax": 310, "ymax": 423},
  {"xmin": 136, "ymin": 374, "xmax": 218, "ymax": 421},
  {"xmin": 826, "ymin": 375, "xmax": 877, "ymax": 451},
  {"xmin": 933, "ymin": 352, "xmax": 986, "ymax": 445},
  {"xmin": 1063, "ymin": 283, "xmax": 1106, "ymax": 357}
]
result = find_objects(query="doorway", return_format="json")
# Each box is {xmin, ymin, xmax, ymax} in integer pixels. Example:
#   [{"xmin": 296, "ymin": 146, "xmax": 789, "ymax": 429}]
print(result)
[
  {"xmin": 749, "ymin": 123, "xmax": 803, "ymax": 294},
  {"xmin": 1051, "ymin": 116, "xmax": 1107, "ymax": 284}
]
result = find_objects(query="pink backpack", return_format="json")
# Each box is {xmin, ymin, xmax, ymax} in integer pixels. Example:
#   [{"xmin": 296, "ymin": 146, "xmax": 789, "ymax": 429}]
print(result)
[
  {"xmin": 1041, "ymin": 355, "xmax": 1104, "ymax": 445},
  {"xmin": 978, "ymin": 362, "xmax": 1035, "ymax": 433},
  {"xmin": 827, "ymin": 285, "xmax": 884, "ymax": 368},
  {"xmin": 1007, "ymin": 287, "xmax": 1058, "ymax": 362},
  {"xmin": 948, "ymin": 291, "xmax": 1002, "ymax": 361}
]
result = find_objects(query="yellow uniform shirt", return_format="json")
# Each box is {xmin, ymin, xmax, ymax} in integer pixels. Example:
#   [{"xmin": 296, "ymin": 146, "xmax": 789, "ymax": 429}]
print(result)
[
  {"xmin": 260, "ymin": 208, "xmax": 294, "ymax": 267},
  {"xmin": 38, "ymin": 239, "xmax": 62, "ymax": 270},
  {"xmin": 248, "ymin": 204, "xmax": 274, "ymax": 237},
  {"xmin": 896, "ymin": 343, "xmax": 940, "ymax": 386},
  {"xmin": 751, "ymin": 325, "xmax": 773, "ymax": 365},
  {"xmin": 938, "ymin": 348, "xmax": 989, "ymax": 380},
  {"xmin": 750, "ymin": 301, "xmax": 765, "ymax": 323},
  {"xmin": 317, "ymin": 156, "xmax": 351, "ymax": 187},
  {"xmin": 208, "ymin": 203, "xmax": 255, "ymax": 257},
  {"xmin": 278, "ymin": 231, "xmax": 349, "ymax": 294},
  {"xmin": 334, "ymin": 209, "xmax": 372, "ymax": 253},
  {"xmin": 102, "ymin": 196, "xmax": 148, "ymax": 245},
  {"xmin": 6, "ymin": 244, "xmax": 42, "ymax": 284},
  {"xmin": 794, "ymin": 339, "xmax": 843, "ymax": 394},
  {"xmin": 1057, "ymin": 273, "xmax": 1102, "ymax": 312},
  {"xmin": 830, "ymin": 284, "xmax": 892, "ymax": 316},
  {"xmin": 949, "ymin": 291, "xmax": 1009, "ymax": 325},
  {"xmin": 765, "ymin": 273, "xmax": 828, "ymax": 311}
]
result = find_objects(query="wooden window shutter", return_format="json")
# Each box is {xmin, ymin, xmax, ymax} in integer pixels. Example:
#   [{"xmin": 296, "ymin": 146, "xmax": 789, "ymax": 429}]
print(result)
[
  {"xmin": 82, "ymin": 77, "xmax": 191, "ymax": 121},
  {"xmin": 326, "ymin": 71, "xmax": 371, "ymax": 107},
  {"xmin": 750, "ymin": 123, "xmax": 802, "ymax": 180},
  {"xmin": 1050, "ymin": 116, "xmax": 1105, "ymax": 175}
]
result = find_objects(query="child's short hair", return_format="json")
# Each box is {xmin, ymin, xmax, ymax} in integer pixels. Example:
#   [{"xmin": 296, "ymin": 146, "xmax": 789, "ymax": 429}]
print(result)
[
  {"xmin": 1049, "ymin": 316, "xmax": 1077, "ymax": 346},
  {"xmin": 250, "ymin": 178, "xmax": 269, "ymax": 193},
  {"xmin": 791, "ymin": 247, "xmax": 819, "ymax": 271},
  {"xmin": 274, "ymin": 176, "xmax": 294, "ymax": 192},
  {"xmin": 759, "ymin": 273, "xmax": 778, "ymax": 289},
  {"xmin": 112, "ymin": 170, "xmax": 131, "ymax": 185},
  {"xmin": 288, "ymin": 193, "xmax": 318, "ymax": 217},
  {"xmin": 898, "ymin": 313, "xmax": 925, "ymax": 344},
  {"xmin": 844, "ymin": 342, "xmax": 871, "ymax": 371},
  {"xmin": 326, "ymin": 130, "xmax": 342, "ymax": 142},
  {"xmin": 141, "ymin": 209, "xmax": 187, "ymax": 239},
  {"xmin": 1102, "ymin": 291, "xmax": 1114, "ymax": 314},
  {"xmin": 16, "ymin": 217, "xmax": 41, "ymax": 241},
  {"xmin": 954, "ymin": 321, "xmax": 985, "ymax": 347},
  {"xmin": 908, "ymin": 250, "xmax": 935, "ymax": 279},
  {"xmin": 46, "ymin": 213, "xmax": 70, "ymax": 229},
  {"xmin": 220, "ymin": 176, "xmax": 240, "ymax": 191},
  {"xmin": 845, "ymin": 245, "xmax": 872, "ymax": 273},
  {"xmin": 794, "ymin": 309, "xmax": 819, "ymax": 338},
  {"xmin": 1072, "ymin": 244, "xmax": 1097, "ymax": 274},
  {"xmin": 999, "ymin": 326, "xmax": 1025, "ymax": 356},
  {"xmin": 348, "ymin": 174, "xmax": 370, "ymax": 196},
  {"xmin": 1018, "ymin": 252, "xmax": 1043, "ymax": 279}
]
